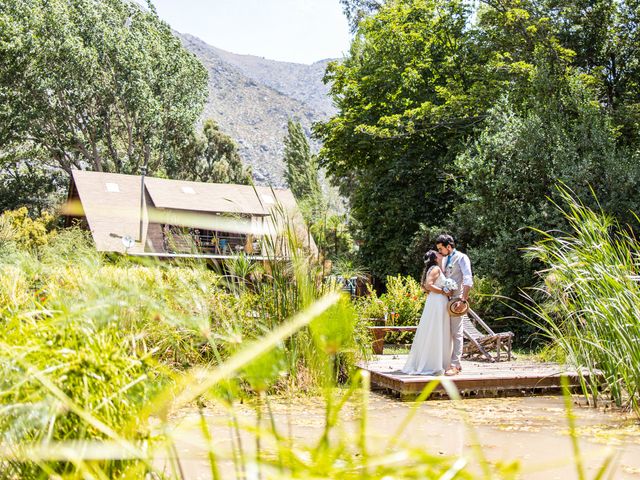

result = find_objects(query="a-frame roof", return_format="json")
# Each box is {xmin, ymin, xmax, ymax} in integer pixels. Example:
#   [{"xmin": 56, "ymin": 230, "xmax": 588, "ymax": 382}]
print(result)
[{"xmin": 66, "ymin": 170, "xmax": 306, "ymax": 254}]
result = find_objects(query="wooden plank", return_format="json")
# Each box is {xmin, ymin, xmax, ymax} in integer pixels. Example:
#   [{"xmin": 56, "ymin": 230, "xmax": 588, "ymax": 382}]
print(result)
[
  {"xmin": 367, "ymin": 326, "xmax": 418, "ymax": 331},
  {"xmin": 358, "ymin": 356, "xmax": 602, "ymax": 400}
]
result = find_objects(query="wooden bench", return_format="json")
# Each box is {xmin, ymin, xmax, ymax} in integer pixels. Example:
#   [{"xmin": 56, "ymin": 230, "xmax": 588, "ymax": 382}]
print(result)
[
  {"xmin": 368, "ymin": 309, "xmax": 514, "ymax": 361},
  {"xmin": 368, "ymin": 326, "xmax": 417, "ymax": 354}
]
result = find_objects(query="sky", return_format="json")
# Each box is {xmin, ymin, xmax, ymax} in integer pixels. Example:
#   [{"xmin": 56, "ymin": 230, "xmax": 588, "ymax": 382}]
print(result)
[{"xmin": 150, "ymin": 0, "xmax": 352, "ymax": 64}]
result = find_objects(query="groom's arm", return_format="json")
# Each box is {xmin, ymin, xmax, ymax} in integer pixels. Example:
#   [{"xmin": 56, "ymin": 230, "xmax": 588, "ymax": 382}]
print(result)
[
  {"xmin": 459, "ymin": 254, "xmax": 473, "ymax": 301},
  {"xmin": 461, "ymin": 285, "xmax": 471, "ymax": 302}
]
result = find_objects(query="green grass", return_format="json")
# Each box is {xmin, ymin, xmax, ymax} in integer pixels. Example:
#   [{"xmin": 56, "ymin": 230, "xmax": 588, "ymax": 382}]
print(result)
[
  {"xmin": 0, "ymin": 227, "xmax": 499, "ymax": 479},
  {"xmin": 382, "ymin": 345, "xmax": 412, "ymax": 355},
  {"xmin": 0, "ymin": 220, "xmax": 353, "ymax": 476}
]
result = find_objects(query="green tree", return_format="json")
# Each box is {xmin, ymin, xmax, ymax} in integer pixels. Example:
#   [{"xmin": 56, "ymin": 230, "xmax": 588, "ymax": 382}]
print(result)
[
  {"xmin": 476, "ymin": 0, "xmax": 640, "ymax": 145},
  {"xmin": 0, "ymin": 0, "xmax": 208, "ymax": 177},
  {"xmin": 322, "ymin": 0, "xmax": 640, "ymax": 344},
  {"xmin": 176, "ymin": 119, "xmax": 252, "ymax": 185},
  {"xmin": 447, "ymin": 0, "xmax": 640, "ymax": 293},
  {"xmin": 317, "ymin": 0, "xmax": 503, "ymax": 279},
  {"xmin": 453, "ymin": 73, "xmax": 640, "ymax": 325},
  {"xmin": 325, "ymin": 0, "xmax": 640, "ymax": 274},
  {"xmin": 310, "ymin": 213, "xmax": 355, "ymax": 260},
  {"xmin": 282, "ymin": 121, "xmax": 358, "ymax": 261},
  {"xmin": 283, "ymin": 120, "xmax": 322, "ymax": 215},
  {"xmin": 339, "ymin": 0, "xmax": 383, "ymax": 32},
  {"xmin": 0, "ymin": 143, "xmax": 66, "ymax": 214}
]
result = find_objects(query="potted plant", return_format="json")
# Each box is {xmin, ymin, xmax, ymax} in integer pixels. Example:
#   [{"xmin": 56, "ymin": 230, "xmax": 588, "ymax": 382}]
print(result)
[{"xmin": 355, "ymin": 285, "xmax": 387, "ymax": 325}]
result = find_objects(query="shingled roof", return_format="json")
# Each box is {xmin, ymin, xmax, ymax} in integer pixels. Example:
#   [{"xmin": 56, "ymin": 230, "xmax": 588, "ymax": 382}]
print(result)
[{"xmin": 65, "ymin": 170, "xmax": 309, "ymax": 255}]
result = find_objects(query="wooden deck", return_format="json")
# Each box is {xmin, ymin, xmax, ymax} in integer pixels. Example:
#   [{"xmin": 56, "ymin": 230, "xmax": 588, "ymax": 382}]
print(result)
[{"xmin": 358, "ymin": 355, "xmax": 600, "ymax": 400}]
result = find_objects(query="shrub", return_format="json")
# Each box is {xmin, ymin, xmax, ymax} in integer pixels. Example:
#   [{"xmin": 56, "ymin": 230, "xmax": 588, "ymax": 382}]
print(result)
[
  {"xmin": 353, "ymin": 275, "xmax": 427, "ymax": 348},
  {"xmin": 354, "ymin": 275, "xmax": 426, "ymax": 326},
  {"xmin": 0, "ymin": 207, "xmax": 57, "ymax": 250},
  {"xmin": 0, "ymin": 209, "xmax": 375, "ymax": 477},
  {"xmin": 354, "ymin": 285, "xmax": 388, "ymax": 320},
  {"xmin": 381, "ymin": 275, "xmax": 425, "ymax": 326},
  {"xmin": 0, "ymin": 242, "xmax": 167, "ymax": 473}
]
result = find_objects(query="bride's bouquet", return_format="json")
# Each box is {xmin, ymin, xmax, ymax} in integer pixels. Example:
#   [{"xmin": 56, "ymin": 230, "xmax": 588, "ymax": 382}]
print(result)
[{"xmin": 442, "ymin": 278, "xmax": 458, "ymax": 294}]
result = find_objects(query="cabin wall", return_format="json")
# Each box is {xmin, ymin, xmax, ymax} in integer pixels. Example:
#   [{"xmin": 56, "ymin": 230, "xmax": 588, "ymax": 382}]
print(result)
[{"xmin": 145, "ymin": 223, "xmax": 166, "ymax": 253}]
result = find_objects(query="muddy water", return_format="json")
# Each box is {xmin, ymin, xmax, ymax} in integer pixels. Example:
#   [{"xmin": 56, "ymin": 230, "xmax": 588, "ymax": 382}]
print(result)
[{"xmin": 168, "ymin": 393, "xmax": 640, "ymax": 479}]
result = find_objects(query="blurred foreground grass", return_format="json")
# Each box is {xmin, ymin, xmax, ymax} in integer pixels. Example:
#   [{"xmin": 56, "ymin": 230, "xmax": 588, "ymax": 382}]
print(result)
[{"xmin": 0, "ymin": 203, "xmax": 629, "ymax": 478}]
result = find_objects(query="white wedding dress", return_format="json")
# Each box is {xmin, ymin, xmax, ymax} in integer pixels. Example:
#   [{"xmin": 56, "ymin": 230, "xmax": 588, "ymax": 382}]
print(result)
[{"xmin": 401, "ymin": 267, "xmax": 452, "ymax": 376}]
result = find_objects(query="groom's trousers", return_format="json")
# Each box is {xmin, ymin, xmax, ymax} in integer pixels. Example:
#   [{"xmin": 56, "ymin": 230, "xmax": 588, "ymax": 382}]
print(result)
[{"xmin": 450, "ymin": 315, "xmax": 464, "ymax": 368}]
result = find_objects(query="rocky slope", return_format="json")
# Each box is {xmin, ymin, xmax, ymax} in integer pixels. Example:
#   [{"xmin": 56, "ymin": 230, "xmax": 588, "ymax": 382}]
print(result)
[{"xmin": 178, "ymin": 33, "xmax": 337, "ymax": 186}]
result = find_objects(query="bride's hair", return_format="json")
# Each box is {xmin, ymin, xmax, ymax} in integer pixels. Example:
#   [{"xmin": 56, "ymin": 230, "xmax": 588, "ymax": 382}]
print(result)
[{"xmin": 421, "ymin": 250, "xmax": 439, "ymax": 284}]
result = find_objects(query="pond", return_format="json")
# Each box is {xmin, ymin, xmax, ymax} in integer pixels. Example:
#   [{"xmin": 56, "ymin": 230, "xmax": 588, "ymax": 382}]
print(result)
[{"xmin": 167, "ymin": 392, "xmax": 640, "ymax": 479}]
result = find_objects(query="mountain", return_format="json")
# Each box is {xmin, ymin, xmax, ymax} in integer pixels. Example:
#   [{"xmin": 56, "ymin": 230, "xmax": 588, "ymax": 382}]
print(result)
[{"xmin": 177, "ymin": 33, "xmax": 337, "ymax": 186}]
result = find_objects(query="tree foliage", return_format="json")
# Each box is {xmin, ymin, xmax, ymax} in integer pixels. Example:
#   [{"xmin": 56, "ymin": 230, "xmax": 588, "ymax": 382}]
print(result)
[
  {"xmin": 283, "ymin": 120, "xmax": 322, "ymax": 213},
  {"xmin": 283, "ymin": 120, "xmax": 355, "ymax": 260},
  {"xmin": 0, "ymin": 0, "xmax": 208, "ymax": 177},
  {"xmin": 0, "ymin": 143, "xmax": 66, "ymax": 213},
  {"xmin": 476, "ymin": 0, "xmax": 640, "ymax": 133},
  {"xmin": 454, "ymin": 77, "xmax": 640, "ymax": 309},
  {"xmin": 176, "ymin": 119, "xmax": 252, "ymax": 185},
  {"xmin": 309, "ymin": 213, "xmax": 355, "ymax": 261},
  {"xmin": 339, "ymin": 0, "xmax": 383, "ymax": 32},
  {"xmin": 316, "ymin": 0, "xmax": 503, "ymax": 278},
  {"xmin": 455, "ymin": 0, "xmax": 640, "ymax": 308},
  {"xmin": 0, "ymin": 207, "xmax": 57, "ymax": 250},
  {"xmin": 322, "ymin": 0, "xmax": 640, "ymax": 336}
]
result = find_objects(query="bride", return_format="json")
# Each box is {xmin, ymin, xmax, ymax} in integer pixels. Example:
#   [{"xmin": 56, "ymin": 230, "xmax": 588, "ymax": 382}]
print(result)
[{"xmin": 402, "ymin": 250, "xmax": 452, "ymax": 376}]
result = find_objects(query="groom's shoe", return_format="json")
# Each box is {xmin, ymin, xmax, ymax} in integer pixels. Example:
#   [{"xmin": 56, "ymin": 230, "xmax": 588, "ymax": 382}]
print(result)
[{"xmin": 444, "ymin": 366, "xmax": 460, "ymax": 376}]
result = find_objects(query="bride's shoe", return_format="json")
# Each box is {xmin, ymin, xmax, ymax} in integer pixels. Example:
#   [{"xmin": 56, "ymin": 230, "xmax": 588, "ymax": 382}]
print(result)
[{"xmin": 444, "ymin": 366, "xmax": 460, "ymax": 376}]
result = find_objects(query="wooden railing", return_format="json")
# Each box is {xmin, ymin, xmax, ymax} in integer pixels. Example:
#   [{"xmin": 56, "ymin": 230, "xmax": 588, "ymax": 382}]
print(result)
[{"xmin": 163, "ymin": 226, "xmax": 261, "ymax": 256}]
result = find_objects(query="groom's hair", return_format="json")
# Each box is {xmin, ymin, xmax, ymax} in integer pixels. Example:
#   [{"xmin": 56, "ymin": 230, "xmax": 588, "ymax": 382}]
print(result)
[{"xmin": 435, "ymin": 234, "xmax": 455, "ymax": 247}]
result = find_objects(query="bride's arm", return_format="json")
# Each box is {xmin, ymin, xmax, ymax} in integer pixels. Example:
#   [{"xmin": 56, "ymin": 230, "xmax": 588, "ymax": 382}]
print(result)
[{"xmin": 424, "ymin": 267, "xmax": 446, "ymax": 295}]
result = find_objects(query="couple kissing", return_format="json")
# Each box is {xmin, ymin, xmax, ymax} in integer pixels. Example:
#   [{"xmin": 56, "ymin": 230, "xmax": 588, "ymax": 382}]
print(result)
[{"xmin": 402, "ymin": 234, "xmax": 473, "ymax": 377}]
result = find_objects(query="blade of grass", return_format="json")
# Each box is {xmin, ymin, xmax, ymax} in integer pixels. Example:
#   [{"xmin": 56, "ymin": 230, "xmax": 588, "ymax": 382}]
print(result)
[
  {"xmin": 198, "ymin": 407, "xmax": 222, "ymax": 480},
  {"xmin": 562, "ymin": 375, "xmax": 585, "ymax": 480}
]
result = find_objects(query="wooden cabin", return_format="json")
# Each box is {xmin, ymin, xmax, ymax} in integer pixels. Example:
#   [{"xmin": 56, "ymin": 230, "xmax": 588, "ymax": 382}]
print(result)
[{"xmin": 64, "ymin": 170, "xmax": 315, "ymax": 259}]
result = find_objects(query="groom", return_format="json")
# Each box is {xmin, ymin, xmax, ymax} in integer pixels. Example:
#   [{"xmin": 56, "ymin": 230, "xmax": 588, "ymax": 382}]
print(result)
[{"xmin": 435, "ymin": 234, "xmax": 473, "ymax": 376}]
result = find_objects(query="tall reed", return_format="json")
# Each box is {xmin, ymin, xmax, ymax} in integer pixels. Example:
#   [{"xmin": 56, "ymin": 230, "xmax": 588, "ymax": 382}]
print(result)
[{"xmin": 523, "ymin": 187, "xmax": 640, "ymax": 412}]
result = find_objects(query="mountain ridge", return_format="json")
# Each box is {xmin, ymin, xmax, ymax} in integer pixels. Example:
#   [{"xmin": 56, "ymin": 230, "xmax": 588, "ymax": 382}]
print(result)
[{"xmin": 177, "ymin": 33, "xmax": 338, "ymax": 186}]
